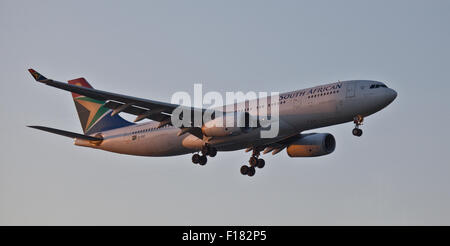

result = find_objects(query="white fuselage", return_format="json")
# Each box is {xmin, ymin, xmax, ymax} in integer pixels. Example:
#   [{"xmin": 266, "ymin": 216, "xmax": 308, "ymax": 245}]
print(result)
[{"xmin": 77, "ymin": 80, "xmax": 397, "ymax": 156}]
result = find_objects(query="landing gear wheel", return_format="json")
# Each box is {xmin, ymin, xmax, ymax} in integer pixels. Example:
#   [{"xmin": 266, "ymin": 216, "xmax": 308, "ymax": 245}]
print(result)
[
  {"xmin": 201, "ymin": 145, "xmax": 217, "ymax": 157},
  {"xmin": 198, "ymin": 155, "xmax": 207, "ymax": 166},
  {"xmin": 352, "ymin": 128, "xmax": 363, "ymax": 137},
  {"xmin": 192, "ymin": 154, "xmax": 200, "ymax": 164},
  {"xmin": 247, "ymin": 166, "xmax": 256, "ymax": 177},
  {"xmin": 242, "ymin": 148, "xmax": 264, "ymax": 177},
  {"xmin": 256, "ymin": 159, "xmax": 265, "ymax": 169},
  {"xmin": 201, "ymin": 146, "xmax": 209, "ymax": 156},
  {"xmin": 240, "ymin": 165, "xmax": 249, "ymax": 175},
  {"xmin": 249, "ymin": 156, "xmax": 258, "ymax": 167},
  {"xmin": 208, "ymin": 148, "xmax": 217, "ymax": 157}
]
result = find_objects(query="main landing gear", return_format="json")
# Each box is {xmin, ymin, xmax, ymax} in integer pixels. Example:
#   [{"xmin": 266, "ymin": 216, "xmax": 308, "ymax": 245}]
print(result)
[
  {"xmin": 240, "ymin": 149, "xmax": 265, "ymax": 177},
  {"xmin": 192, "ymin": 145, "xmax": 217, "ymax": 166},
  {"xmin": 352, "ymin": 115, "xmax": 364, "ymax": 137}
]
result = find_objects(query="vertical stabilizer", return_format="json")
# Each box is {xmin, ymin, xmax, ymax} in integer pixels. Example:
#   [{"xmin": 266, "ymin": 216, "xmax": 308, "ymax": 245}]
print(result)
[{"xmin": 68, "ymin": 78, "xmax": 134, "ymax": 134}]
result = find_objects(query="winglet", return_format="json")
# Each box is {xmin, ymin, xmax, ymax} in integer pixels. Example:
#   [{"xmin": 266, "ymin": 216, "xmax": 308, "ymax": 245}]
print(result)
[{"xmin": 28, "ymin": 68, "xmax": 48, "ymax": 81}]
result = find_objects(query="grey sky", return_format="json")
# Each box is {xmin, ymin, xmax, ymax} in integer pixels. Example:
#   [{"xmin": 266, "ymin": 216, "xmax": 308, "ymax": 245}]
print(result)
[{"xmin": 1, "ymin": 0, "xmax": 449, "ymax": 225}]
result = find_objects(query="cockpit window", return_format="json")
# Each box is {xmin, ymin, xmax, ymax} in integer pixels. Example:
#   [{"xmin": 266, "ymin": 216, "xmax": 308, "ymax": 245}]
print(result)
[{"xmin": 370, "ymin": 84, "xmax": 387, "ymax": 89}]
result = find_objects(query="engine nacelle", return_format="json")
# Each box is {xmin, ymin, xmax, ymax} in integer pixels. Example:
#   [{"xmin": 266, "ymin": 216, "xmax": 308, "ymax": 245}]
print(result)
[
  {"xmin": 286, "ymin": 133, "xmax": 336, "ymax": 157},
  {"xmin": 201, "ymin": 112, "xmax": 252, "ymax": 137}
]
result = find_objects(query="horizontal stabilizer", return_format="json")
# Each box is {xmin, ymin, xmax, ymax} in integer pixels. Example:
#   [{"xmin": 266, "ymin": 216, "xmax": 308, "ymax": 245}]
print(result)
[{"xmin": 27, "ymin": 125, "xmax": 102, "ymax": 141}]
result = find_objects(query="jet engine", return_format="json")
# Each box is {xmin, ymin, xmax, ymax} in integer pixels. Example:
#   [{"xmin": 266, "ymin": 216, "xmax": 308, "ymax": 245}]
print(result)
[
  {"xmin": 201, "ymin": 112, "xmax": 255, "ymax": 137},
  {"xmin": 286, "ymin": 133, "xmax": 336, "ymax": 157}
]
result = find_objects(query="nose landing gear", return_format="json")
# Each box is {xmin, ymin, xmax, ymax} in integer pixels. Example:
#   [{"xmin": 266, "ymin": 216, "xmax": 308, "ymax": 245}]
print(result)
[
  {"xmin": 192, "ymin": 145, "xmax": 217, "ymax": 166},
  {"xmin": 240, "ymin": 149, "xmax": 265, "ymax": 177},
  {"xmin": 352, "ymin": 115, "xmax": 364, "ymax": 137}
]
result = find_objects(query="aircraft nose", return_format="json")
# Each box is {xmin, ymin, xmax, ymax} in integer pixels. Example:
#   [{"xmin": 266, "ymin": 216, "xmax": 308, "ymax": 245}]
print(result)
[
  {"xmin": 390, "ymin": 88, "xmax": 397, "ymax": 100},
  {"xmin": 386, "ymin": 88, "xmax": 397, "ymax": 104}
]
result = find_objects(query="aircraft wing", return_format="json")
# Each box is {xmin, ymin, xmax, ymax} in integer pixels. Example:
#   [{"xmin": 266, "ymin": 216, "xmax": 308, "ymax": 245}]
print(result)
[
  {"xmin": 246, "ymin": 134, "xmax": 300, "ymax": 155},
  {"xmin": 28, "ymin": 69, "xmax": 205, "ymax": 130}
]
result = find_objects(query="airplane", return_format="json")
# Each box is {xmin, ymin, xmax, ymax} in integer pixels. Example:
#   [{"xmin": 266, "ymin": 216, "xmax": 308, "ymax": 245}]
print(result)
[{"xmin": 27, "ymin": 69, "xmax": 397, "ymax": 177}]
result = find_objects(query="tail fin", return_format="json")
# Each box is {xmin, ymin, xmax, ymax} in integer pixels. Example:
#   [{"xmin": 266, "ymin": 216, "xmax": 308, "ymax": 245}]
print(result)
[{"xmin": 68, "ymin": 78, "xmax": 134, "ymax": 134}]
